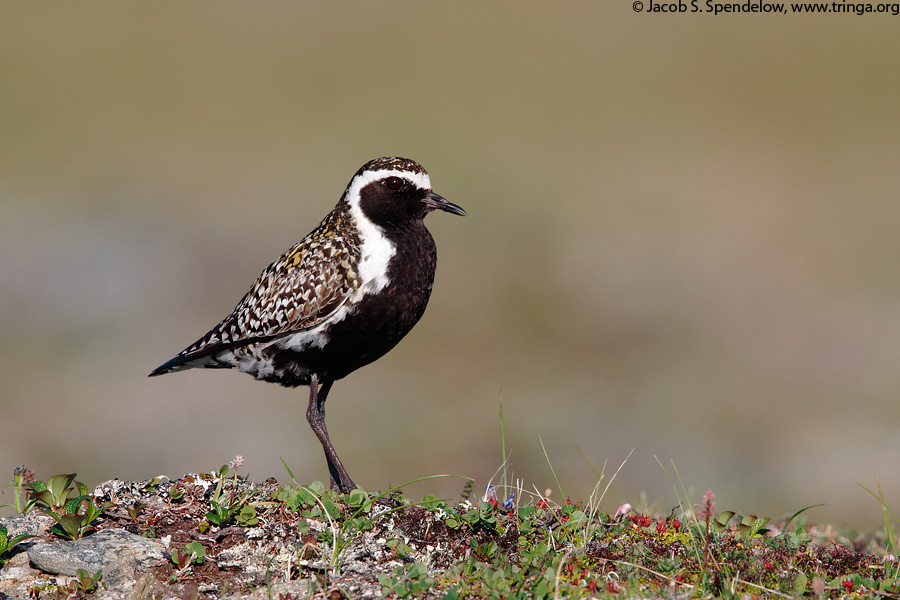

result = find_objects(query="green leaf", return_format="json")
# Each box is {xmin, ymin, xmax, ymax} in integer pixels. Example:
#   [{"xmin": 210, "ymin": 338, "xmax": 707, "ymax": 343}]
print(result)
[
  {"xmin": 63, "ymin": 494, "xmax": 91, "ymax": 515},
  {"xmin": 184, "ymin": 541, "xmax": 206, "ymax": 564},
  {"xmin": 47, "ymin": 474, "xmax": 77, "ymax": 506},
  {"xmin": 86, "ymin": 500, "xmax": 102, "ymax": 522},
  {"xmin": 420, "ymin": 494, "xmax": 444, "ymax": 510},
  {"xmin": 319, "ymin": 495, "xmax": 340, "ymax": 520},
  {"xmin": 272, "ymin": 487, "xmax": 302, "ymax": 510},
  {"xmin": 279, "ymin": 458, "xmax": 297, "ymax": 484},
  {"xmin": 746, "ymin": 516, "xmax": 770, "ymax": 538},
  {"xmin": 4, "ymin": 532, "xmax": 36, "ymax": 554},
  {"xmin": 461, "ymin": 510, "xmax": 479, "ymax": 524},
  {"xmin": 792, "ymin": 572, "xmax": 808, "ymax": 594},
  {"xmin": 51, "ymin": 513, "xmax": 87, "ymax": 540},
  {"xmin": 305, "ymin": 481, "xmax": 327, "ymax": 495},
  {"xmin": 348, "ymin": 488, "xmax": 370, "ymax": 510},
  {"xmin": 26, "ymin": 480, "xmax": 48, "ymax": 493},
  {"xmin": 237, "ymin": 504, "xmax": 258, "ymax": 526},
  {"xmin": 171, "ymin": 548, "xmax": 189, "ymax": 567},
  {"xmin": 296, "ymin": 487, "xmax": 319, "ymax": 508},
  {"xmin": 169, "ymin": 485, "xmax": 184, "ymax": 501},
  {"xmin": 297, "ymin": 518, "xmax": 310, "ymax": 534},
  {"xmin": 566, "ymin": 509, "xmax": 586, "ymax": 526},
  {"xmin": 711, "ymin": 511, "xmax": 735, "ymax": 532},
  {"xmin": 74, "ymin": 568, "xmax": 102, "ymax": 591},
  {"xmin": 205, "ymin": 501, "xmax": 235, "ymax": 526}
]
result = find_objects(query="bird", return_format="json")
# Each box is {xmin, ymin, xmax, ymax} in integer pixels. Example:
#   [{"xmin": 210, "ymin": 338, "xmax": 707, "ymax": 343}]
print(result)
[{"xmin": 149, "ymin": 157, "xmax": 465, "ymax": 493}]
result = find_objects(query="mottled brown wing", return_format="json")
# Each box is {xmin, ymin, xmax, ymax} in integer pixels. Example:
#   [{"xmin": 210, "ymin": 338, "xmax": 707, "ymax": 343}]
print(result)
[
  {"xmin": 222, "ymin": 240, "xmax": 358, "ymax": 342},
  {"xmin": 150, "ymin": 229, "xmax": 360, "ymax": 375}
]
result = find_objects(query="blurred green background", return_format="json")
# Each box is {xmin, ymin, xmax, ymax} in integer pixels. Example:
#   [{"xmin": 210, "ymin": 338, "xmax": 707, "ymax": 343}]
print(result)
[{"xmin": 2, "ymin": 2, "xmax": 899, "ymax": 529}]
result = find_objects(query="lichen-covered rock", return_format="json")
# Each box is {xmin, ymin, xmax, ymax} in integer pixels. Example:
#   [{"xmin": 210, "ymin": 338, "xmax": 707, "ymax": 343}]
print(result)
[
  {"xmin": 0, "ymin": 513, "xmax": 54, "ymax": 541},
  {"xmin": 27, "ymin": 529, "xmax": 166, "ymax": 591}
]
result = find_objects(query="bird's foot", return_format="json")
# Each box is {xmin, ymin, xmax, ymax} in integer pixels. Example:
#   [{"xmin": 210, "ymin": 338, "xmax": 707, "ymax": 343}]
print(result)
[{"xmin": 330, "ymin": 476, "xmax": 357, "ymax": 494}]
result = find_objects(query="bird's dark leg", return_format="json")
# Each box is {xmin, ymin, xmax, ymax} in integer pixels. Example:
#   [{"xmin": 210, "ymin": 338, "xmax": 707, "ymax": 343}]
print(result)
[{"xmin": 306, "ymin": 375, "xmax": 356, "ymax": 493}]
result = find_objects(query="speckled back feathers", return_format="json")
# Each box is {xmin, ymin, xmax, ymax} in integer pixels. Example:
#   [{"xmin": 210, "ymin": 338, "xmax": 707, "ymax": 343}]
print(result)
[
  {"xmin": 149, "ymin": 157, "xmax": 436, "ymax": 377},
  {"xmin": 164, "ymin": 206, "xmax": 362, "ymax": 370}
]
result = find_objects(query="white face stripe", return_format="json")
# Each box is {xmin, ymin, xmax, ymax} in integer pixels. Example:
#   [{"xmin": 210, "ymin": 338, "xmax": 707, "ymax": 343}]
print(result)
[
  {"xmin": 345, "ymin": 168, "xmax": 431, "ymax": 297},
  {"xmin": 345, "ymin": 168, "xmax": 432, "ymax": 205}
]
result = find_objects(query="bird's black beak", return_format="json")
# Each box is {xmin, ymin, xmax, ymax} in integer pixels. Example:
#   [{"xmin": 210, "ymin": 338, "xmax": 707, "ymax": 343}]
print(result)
[{"xmin": 424, "ymin": 192, "xmax": 466, "ymax": 217}]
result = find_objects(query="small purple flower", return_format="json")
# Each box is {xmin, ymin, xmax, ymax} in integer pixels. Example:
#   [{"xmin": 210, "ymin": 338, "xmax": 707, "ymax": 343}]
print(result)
[
  {"xmin": 13, "ymin": 464, "xmax": 35, "ymax": 484},
  {"xmin": 483, "ymin": 485, "xmax": 497, "ymax": 502},
  {"xmin": 503, "ymin": 493, "xmax": 515, "ymax": 509},
  {"xmin": 229, "ymin": 455, "xmax": 244, "ymax": 470}
]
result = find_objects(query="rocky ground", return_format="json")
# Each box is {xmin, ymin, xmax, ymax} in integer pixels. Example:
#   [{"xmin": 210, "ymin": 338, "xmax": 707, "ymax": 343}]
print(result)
[
  {"xmin": 0, "ymin": 473, "xmax": 465, "ymax": 600},
  {"xmin": 0, "ymin": 471, "xmax": 895, "ymax": 600}
]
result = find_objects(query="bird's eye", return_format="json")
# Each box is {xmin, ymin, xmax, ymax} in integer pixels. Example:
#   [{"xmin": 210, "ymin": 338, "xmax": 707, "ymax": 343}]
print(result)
[{"xmin": 384, "ymin": 176, "xmax": 404, "ymax": 191}]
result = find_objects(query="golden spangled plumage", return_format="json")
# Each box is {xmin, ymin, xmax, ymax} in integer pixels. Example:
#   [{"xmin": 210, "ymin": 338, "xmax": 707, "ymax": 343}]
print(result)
[
  {"xmin": 156, "ymin": 203, "xmax": 363, "ymax": 370},
  {"xmin": 150, "ymin": 157, "xmax": 466, "ymax": 492}
]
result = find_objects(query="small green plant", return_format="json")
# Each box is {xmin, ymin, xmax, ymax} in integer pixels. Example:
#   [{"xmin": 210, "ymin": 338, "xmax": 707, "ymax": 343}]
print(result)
[
  {"xmin": 125, "ymin": 500, "xmax": 145, "ymax": 522},
  {"xmin": 73, "ymin": 568, "xmax": 102, "ymax": 593},
  {"xmin": 201, "ymin": 456, "xmax": 259, "ymax": 528},
  {"xmin": 27, "ymin": 581, "xmax": 53, "ymax": 598},
  {"xmin": 205, "ymin": 499, "xmax": 244, "ymax": 527},
  {"xmin": 736, "ymin": 513, "xmax": 771, "ymax": 538},
  {"xmin": 210, "ymin": 456, "xmax": 243, "ymax": 505},
  {"xmin": 0, "ymin": 524, "xmax": 36, "ymax": 566},
  {"xmin": 51, "ymin": 568, "xmax": 102, "ymax": 599},
  {"xmin": 25, "ymin": 473, "xmax": 81, "ymax": 514},
  {"xmin": 168, "ymin": 484, "xmax": 185, "ymax": 502},
  {"xmin": 451, "ymin": 497, "xmax": 502, "ymax": 533},
  {"xmin": 140, "ymin": 478, "xmax": 161, "ymax": 495},
  {"xmin": 205, "ymin": 499, "xmax": 258, "ymax": 527},
  {"xmin": 378, "ymin": 561, "xmax": 435, "ymax": 598},
  {"xmin": 170, "ymin": 541, "xmax": 206, "ymax": 581},
  {"xmin": 21, "ymin": 473, "xmax": 103, "ymax": 540},
  {"xmin": 45, "ymin": 494, "xmax": 103, "ymax": 540}
]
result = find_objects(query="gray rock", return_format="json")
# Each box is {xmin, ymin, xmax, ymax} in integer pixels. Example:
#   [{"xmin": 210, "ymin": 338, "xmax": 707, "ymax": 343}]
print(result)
[
  {"xmin": 0, "ymin": 512, "xmax": 55, "ymax": 540},
  {"xmin": 27, "ymin": 529, "xmax": 167, "ymax": 592},
  {"xmin": 0, "ymin": 548, "xmax": 39, "ymax": 579}
]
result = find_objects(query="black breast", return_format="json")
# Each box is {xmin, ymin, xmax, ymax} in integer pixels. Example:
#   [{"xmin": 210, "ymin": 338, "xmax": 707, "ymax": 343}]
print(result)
[{"xmin": 269, "ymin": 221, "xmax": 438, "ymax": 383}]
